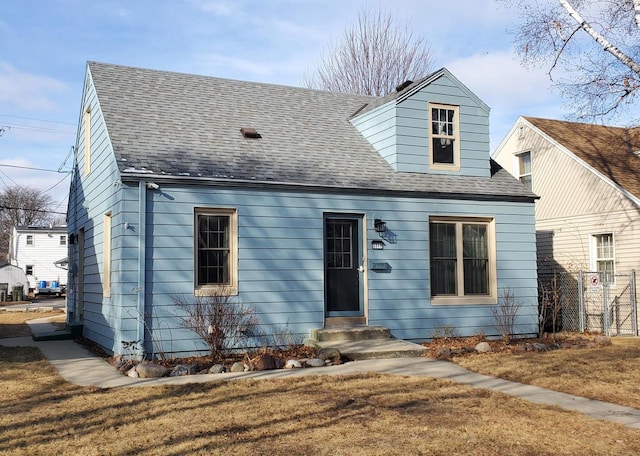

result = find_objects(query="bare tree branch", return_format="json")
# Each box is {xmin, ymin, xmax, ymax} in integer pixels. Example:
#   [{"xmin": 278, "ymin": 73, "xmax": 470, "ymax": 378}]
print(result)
[
  {"xmin": 303, "ymin": 7, "xmax": 434, "ymax": 96},
  {"xmin": 560, "ymin": 0, "xmax": 640, "ymax": 75},
  {"xmin": 0, "ymin": 185, "xmax": 54, "ymax": 258},
  {"xmin": 503, "ymin": 0, "xmax": 640, "ymax": 121}
]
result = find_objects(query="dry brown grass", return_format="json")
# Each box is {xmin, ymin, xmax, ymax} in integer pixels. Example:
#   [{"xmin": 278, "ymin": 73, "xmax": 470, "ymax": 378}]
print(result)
[
  {"xmin": 0, "ymin": 310, "xmax": 65, "ymax": 338},
  {"xmin": 1, "ymin": 313, "xmax": 640, "ymax": 454},
  {"xmin": 456, "ymin": 337, "xmax": 640, "ymax": 410},
  {"xmin": 1, "ymin": 346, "xmax": 639, "ymax": 456}
]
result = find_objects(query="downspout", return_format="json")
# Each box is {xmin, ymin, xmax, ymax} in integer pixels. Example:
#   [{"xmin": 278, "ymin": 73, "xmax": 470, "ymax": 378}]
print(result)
[{"xmin": 137, "ymin": 181, "xmax": 147, "ymax": 358}]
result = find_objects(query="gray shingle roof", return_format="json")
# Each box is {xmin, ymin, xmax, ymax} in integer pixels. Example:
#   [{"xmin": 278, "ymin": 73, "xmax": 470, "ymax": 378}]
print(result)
[{"xmin": 88, "ymin": 61, "xmax": 534, "ymax": 200}]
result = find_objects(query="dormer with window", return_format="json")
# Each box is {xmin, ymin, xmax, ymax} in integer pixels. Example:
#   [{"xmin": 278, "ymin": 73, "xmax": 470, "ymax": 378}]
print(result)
[{"xmin": 350, "ymin": 68, "xmax": 491, "ymax": 178}]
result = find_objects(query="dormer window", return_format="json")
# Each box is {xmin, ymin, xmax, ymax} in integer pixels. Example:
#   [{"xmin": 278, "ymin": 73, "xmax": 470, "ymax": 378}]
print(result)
[{"xmin": 429, "ymin": 103, "xmax": 460, "ymax": 171}]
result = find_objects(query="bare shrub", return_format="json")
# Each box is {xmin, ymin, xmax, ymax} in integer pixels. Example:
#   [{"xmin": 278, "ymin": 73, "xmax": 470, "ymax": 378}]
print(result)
[
  {"xmin": 173, "ymin": 287, "xmax": 262, "ymax": 361},
  {"xmin": 538, "ymin": 275, "xmax": 562, "ymax": 338},
  {"xmin": 260, "ymin": 324, "xmax": 302, "ymax": 352},
  {"xmin": 491, "ymin": 288, "xmax": 523, "ymax": 344}
]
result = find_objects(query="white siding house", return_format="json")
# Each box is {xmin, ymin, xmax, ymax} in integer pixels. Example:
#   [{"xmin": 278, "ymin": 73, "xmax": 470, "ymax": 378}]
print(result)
[
  {"xmin": 8, "ymin": 226, "xmax": 68, "ymax": 292},
  {"xmin": 493, "ymin": 116, "xmax": 640, "ymax": 334}
]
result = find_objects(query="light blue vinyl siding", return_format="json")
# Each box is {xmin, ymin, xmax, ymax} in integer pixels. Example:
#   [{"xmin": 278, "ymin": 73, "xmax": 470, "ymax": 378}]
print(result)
[
  {"xmin": 352, "ymin": 71, "xmax": 490, "ymax": 176},
  {"xmin": 67, "ymin": 69, "xmax": 132, "ymax": 353},
  {"xmin": 116, "ymin": 185, "xmax": 539, "ymax": 356}
]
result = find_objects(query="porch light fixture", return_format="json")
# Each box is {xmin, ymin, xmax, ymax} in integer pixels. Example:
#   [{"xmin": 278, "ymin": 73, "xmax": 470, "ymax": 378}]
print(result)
[
  {"xmin": 372, "ymin": 240, "xmax": 385, "ymax": 250},
  {"xmin": 374, "ymin": 219, "xmax": 387, "ymax": 233}
]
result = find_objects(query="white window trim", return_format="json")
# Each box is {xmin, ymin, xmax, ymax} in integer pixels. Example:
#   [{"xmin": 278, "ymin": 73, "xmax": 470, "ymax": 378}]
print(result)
[
  {"xmin": 194, "ymin": 207, "xmax": 238, "ymax": 296},
  {"xmin": 103, "ymin": 212, "xmax": 112, "ymax": 297},
  {"xmin": 590, "ymin": 233, "xmax": 615, "ymax": 284},
  {"xmin": 428, "ymin": 103, "xmax": 461, "ymax": 172},
  {"xmin": 513, "ymin": 150, "xmax": 532, "ymax": 190},
  {"xmin": 60, "ymin": 235, "xmax": 67, "ymax": 246},
  {"xmin": 26, "ymin": 235, "xmax": 34, "ymax": 246},
  {"xmin": 429, "ymin": 216, "xmax": 497, "ymax": 305}
]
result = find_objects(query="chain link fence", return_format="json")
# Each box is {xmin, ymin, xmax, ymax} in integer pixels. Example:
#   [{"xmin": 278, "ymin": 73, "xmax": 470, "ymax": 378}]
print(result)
[{"xmin": 538, "ymin": 270, "xmax": 637, "ymax": 336}]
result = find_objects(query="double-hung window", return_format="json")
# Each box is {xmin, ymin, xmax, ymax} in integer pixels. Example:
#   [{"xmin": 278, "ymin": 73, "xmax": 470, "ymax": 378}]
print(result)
[
  {"xmin": 429, "ymin": 103, "xmax": 460, "ymax": 171},
  {"xmin": 26, "ymin": 235, "xmax": 34, "ymax": 246},
  {"xmin": 516, "ymin": 151, "xmax": 532, "ymax": 191},
  {"xmin": 593, "ymin": 233, "xmax": 615, "ymax": 284},
  {"xmin": 195, "ymin": 208, "xmax": 238, "ymax": 295},
  {"xmin": 429, "ymin": 217, "xmax": 497, "ymax": 305}
]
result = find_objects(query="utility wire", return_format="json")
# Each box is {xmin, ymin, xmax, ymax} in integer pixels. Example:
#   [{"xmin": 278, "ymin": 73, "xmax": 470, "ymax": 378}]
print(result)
[
  {"xmin": 0, "ymin": 169, "xmax": 18, "ymax": 186},
  {"xmin": 0, "ymin": 163, "xmax": 65, "ymax": 173},
  {"xmin": 0, "ymin": 205, "xmax": 67, "ymax": 216},
  {"xmin": 42, "ymin": 174, "xmax": 70, "ymax": 193},
  {"xmin": 1, "ymin": 123, "xmax": 75, "ymax": 135},
  {"xmin": 0, "ymin": 113, "xmax": 76, "ymax": 126}
]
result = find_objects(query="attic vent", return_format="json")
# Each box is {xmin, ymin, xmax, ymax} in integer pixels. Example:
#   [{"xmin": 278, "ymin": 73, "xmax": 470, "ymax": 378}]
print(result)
[
  {"xmin": 241, "ymin": 127, "xmax": 261, "ymax": 139},
  {"xmin": 395, "ymin": 80, "xmax": 413, "ymax": 92}
]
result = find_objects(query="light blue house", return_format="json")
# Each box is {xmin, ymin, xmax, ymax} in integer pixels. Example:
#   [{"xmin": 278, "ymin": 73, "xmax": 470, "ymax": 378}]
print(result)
[{"xmin": 67, "ymin": 62, "xmax": 539, "ymax": 357}]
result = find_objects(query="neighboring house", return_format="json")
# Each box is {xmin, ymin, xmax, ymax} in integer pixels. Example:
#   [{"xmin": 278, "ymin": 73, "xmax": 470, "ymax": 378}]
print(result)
[
  {"xmin": 8, "ymin": 226, "xmax": 68, "ymax": 293},
  {"xmin": 493, "ymin": 117, "xmax": 639, "ymax": 331},
  {"xmin": 67, "ymin": 62, "xmax": 539, "ymax": 357},
  {"xmin": 0, "ymin": 263, "xmax": 28, "ymax": 301}
]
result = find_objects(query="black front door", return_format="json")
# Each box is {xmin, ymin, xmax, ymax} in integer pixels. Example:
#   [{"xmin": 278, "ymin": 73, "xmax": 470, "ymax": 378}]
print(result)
[{"xmin": 325, "ymin": 217, "xmax": 362, "ymax": 316}]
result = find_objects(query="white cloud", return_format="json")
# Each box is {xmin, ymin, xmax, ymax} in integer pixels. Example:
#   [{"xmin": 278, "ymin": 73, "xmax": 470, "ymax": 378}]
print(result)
[
  {"xmin": 446, "ymin": 51, "xmax": 557, "ymax": 113},
  {"xmin": 444, "ymin": 50, "xmax": 568, "ymax": 150},
  {"xmin": 0, "ymin": 62, "xmax": 68, "ymax": 112}
]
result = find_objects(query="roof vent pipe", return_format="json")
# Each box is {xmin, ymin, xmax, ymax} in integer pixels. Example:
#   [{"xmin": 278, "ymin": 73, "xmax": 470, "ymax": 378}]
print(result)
[{"xmin": 395, "ymin": 80, "xmax": 413, "ymax": 92}]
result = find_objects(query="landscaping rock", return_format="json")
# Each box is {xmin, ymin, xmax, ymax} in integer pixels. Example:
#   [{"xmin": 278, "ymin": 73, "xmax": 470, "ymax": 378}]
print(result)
[
  {"xmin": 127, "ymin": 368, "xmax": 139, "ymax": 378},
  {"xmin": 208, "ymin": 364, "xmax": 226, "ymax": 374},
  {"xmin": 474, "ymin": 342, "xmax": 491, "ymax": 353},
  {"xmin": 317, "ymin": 348, "xmax": 341, "ymax": 363},
  {"xmin": 230, "ymin": 362, "xmax": 246, "ymax": 373},
  {"xmin": 170, "ymin": 364, "xmax": 199, "ymax": 376},
  {"xmin": 305, "ymin": 358, "xmax": 324, "ymax": 368},
  {"xmin": 525, "ymin": 342, "xmax": 550, "ymax": 352},
  {"xmin": 119, "ymin": 362, "xmax": 136, "ymax": 374},
  {"xmin": 136, "ymin": 362, "xmax": 168, "ymax": 378},
  {"xmin": 435, "ymin": 346, "xmax": 451, "ymax": 360},
  {"xmin": 303, "ymin": 337, "xmax": 320, "ymax": 348},
  {"xmin": 253, "ymin": 353, "xmax": 277, "ymax": 371},
  {"xmin": 285, "ymin": 359, "xmax": 302, "ymax": 369},
  {"xmin": 594, "ymin": 335, "xmax": 612, "ymax": 346}
]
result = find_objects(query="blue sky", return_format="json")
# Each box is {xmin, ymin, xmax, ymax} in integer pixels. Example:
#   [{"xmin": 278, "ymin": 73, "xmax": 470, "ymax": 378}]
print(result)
[{"xmin": 0, "ymin": 0, "xmax": 567, "ymax": 214}]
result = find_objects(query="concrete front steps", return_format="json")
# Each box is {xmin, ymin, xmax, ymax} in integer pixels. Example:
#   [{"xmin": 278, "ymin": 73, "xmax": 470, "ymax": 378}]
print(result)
[{"xmin": 309, "ymin": 325, "xmax": 429, "ymax": 361}]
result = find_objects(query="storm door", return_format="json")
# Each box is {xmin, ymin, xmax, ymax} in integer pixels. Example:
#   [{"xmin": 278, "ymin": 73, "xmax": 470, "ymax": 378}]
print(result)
[{"xmin": 324, "ymin": 216, "xmax": 363, "ymax": 316}]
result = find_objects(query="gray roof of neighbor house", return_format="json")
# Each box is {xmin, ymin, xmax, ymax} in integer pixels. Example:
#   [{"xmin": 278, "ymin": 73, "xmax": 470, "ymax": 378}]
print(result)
[{"xmin": 88, "ymin": 61, "xmax": 535, "ymax": 200}]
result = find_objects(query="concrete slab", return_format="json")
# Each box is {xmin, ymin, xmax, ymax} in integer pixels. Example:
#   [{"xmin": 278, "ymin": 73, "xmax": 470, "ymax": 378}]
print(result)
[{"xmin": 318, "ymin": 338, "xmax": 429, "ymax": 360}]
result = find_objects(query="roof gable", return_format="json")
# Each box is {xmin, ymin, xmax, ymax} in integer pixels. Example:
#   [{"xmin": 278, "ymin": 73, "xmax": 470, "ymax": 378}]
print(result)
[
  {"xmin": 353, "ymin": 68, "xmax": 489, "ymax": 118},
  {"xmin": 523, "ymin": 117, "xmax": 640, "ymax": 201}
]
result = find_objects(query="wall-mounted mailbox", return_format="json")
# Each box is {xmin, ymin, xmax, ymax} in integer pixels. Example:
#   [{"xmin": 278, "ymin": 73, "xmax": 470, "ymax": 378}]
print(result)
[{"xmin": 368, "ymin": 261, "xmax": 391, "ymax": 271}]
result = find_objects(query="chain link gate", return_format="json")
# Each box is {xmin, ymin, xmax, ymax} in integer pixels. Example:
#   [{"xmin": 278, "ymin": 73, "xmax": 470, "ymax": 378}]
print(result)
[{"xmin": 539, "ymin": 270, "xmax": 637, "ymax": 336}]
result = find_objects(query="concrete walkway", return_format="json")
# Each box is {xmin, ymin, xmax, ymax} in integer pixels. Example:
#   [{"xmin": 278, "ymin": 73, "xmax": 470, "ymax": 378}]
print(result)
[{"xmin": 3, "ymin": 315, "xmax": 640, "ymax": 429}]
